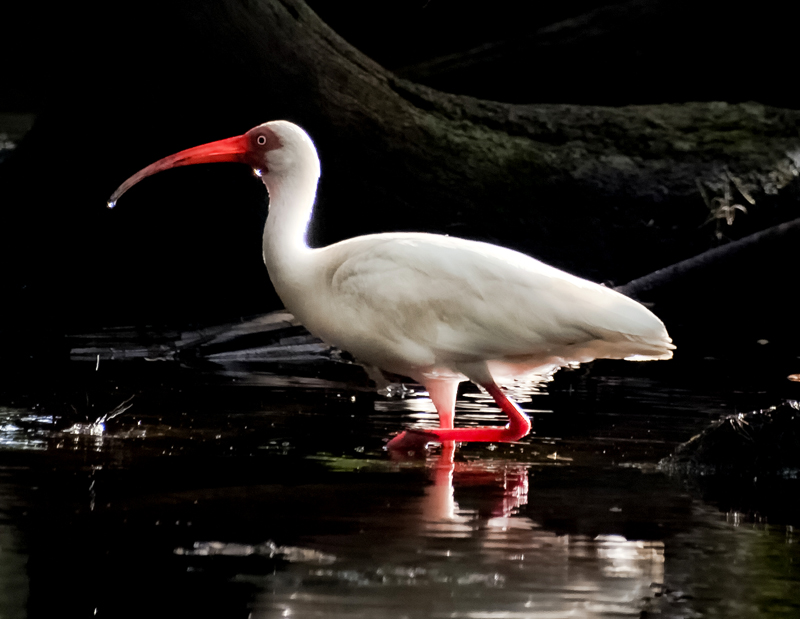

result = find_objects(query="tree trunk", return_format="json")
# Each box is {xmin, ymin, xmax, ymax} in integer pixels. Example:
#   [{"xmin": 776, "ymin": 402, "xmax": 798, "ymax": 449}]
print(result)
[
  {"xmin": 391, "ymin": 0, "xmax": 800, "ymax": 109},
  {"xmin": 1, "ymin": 0, "xmax": 799, "ymax": 336}
]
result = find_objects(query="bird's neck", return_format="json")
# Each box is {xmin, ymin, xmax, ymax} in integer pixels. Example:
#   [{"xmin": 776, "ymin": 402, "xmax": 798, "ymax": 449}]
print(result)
[{"xmin": 261, "ymin": 166, "xmax": 320, "ymax": 309}]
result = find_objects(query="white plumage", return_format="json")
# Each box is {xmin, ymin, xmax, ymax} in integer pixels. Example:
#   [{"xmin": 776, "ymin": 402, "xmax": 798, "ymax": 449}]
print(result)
[{"xmin": 109, "ymin": 120, "xmax": 674, "ymax": 447}]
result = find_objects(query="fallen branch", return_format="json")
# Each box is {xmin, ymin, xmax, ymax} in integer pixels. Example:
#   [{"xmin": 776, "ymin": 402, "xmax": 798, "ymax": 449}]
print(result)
[{"xmin": 617, "ymin": 216, "xmax": 800, "ymax": 298}]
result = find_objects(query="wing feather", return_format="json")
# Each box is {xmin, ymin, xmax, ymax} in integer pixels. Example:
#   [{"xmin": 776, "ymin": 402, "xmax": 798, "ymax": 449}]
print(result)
[{"xmin": 317, "ymin": 233, "xmax": 672, "ymax": 371}]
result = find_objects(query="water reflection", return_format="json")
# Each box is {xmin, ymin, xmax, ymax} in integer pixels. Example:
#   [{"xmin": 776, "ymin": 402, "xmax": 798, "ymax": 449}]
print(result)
[
  {"xmin": 238, "ymin": 443, "xmax": 667, "ymax": 618},
  {"xmin": 1, "ymin": 346, "xmax": 800, "ymax": 618},
  {"xmin": 0, "ymin": 407, "xmax": 53, "ymax": 450},
  {"xmin": 419, "ymin": 441, "xmax": 529, "ymax": 526}
]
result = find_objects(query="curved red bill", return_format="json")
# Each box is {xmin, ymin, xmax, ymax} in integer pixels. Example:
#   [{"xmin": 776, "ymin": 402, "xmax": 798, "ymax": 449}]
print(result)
[{"xmin": 108, "ymin": 133, "xmax": 250, "ymax": 208}]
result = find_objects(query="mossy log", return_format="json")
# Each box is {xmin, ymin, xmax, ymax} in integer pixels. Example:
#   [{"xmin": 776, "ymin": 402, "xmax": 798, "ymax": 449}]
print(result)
[{"xmin": 1, "ymin": 0, "xmax": 799, "ymax": 333}]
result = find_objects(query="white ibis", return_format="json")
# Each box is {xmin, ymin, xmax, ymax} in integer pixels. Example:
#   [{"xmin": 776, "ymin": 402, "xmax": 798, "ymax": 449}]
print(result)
[{"xmin": 108, "ymin": 120, "xmax": 674, "ymax": 448}]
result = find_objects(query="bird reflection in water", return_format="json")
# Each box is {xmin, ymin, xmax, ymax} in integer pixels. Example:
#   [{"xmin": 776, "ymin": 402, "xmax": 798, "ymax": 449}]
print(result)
[
  {"xmin": 243, "ymin": 443, "xmax": 666, "ymax": 618},
  {"xmin": 390, "ymin": 439, "xmax": 530, "ymax": 533}
]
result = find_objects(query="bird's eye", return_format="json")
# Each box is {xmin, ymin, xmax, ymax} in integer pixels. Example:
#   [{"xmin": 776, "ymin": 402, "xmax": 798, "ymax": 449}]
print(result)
[{"xmin": 257, "ymin": 135, "xmax": 267, "ymax": 145}]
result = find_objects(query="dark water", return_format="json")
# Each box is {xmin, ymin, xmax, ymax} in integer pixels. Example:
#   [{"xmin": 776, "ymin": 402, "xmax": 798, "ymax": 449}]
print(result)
[{"xmin": 1, "ymin": 319, "xmax": 800, "ymax": 618}]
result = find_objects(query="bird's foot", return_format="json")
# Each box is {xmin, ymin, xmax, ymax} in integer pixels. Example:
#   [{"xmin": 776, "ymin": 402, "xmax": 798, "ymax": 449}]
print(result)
[
  {"xmin": 386, "ymin": 429, "xmax": 435, "ymax": 454},
  {"xmin": 386, "ymin": 382, "xmax": 531, "ymax": 452},
  {"xmin": 419, "ymin": 425, "xmax": 530, "ymax": 443},
  {"xmin": 387, "ymin": 419, "xmax": 531, "ymax": 452}
]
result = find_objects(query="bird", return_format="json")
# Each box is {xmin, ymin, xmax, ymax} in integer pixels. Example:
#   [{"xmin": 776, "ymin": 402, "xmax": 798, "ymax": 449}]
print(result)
[{"xmin": 108, "ymin": 120, "xmax": 674, "ymax": 449}]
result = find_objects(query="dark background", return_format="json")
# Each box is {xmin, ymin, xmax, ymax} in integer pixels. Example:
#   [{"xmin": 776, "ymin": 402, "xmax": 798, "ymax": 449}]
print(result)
[{"xmin": 1, "ymin": 0, "xmax": 797, "ymax": 356}]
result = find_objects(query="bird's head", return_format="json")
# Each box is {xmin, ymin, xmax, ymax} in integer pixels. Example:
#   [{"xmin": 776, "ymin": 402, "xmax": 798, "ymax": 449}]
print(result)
[{"xmin": 108, "ymin": 120, "xmax": 319, "ymax": 208}]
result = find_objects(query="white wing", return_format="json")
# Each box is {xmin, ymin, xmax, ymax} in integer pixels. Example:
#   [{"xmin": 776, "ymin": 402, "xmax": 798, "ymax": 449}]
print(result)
[{"xmin": 307, "ymin": 233, "xmax": 673, "ymax": 374}]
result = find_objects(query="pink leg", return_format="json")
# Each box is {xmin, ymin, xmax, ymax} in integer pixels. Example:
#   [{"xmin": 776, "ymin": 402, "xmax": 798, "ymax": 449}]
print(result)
[
  {"xmin": 387, "ymin": 379, "xmax": 457, "ymax": 450},
  {"xmin": 387, "ymin": 380, "xmax": 531, "ymax": 449},
  {"xmin": 427, "ymin": 380, "xmax": 457, "ymax": 429}
]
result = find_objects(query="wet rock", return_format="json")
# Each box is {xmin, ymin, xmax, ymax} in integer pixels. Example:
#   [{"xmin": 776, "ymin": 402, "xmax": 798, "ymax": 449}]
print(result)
[{"xmin": 661, "ymin": 401, "xmax": 800, "ymax": 478}]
